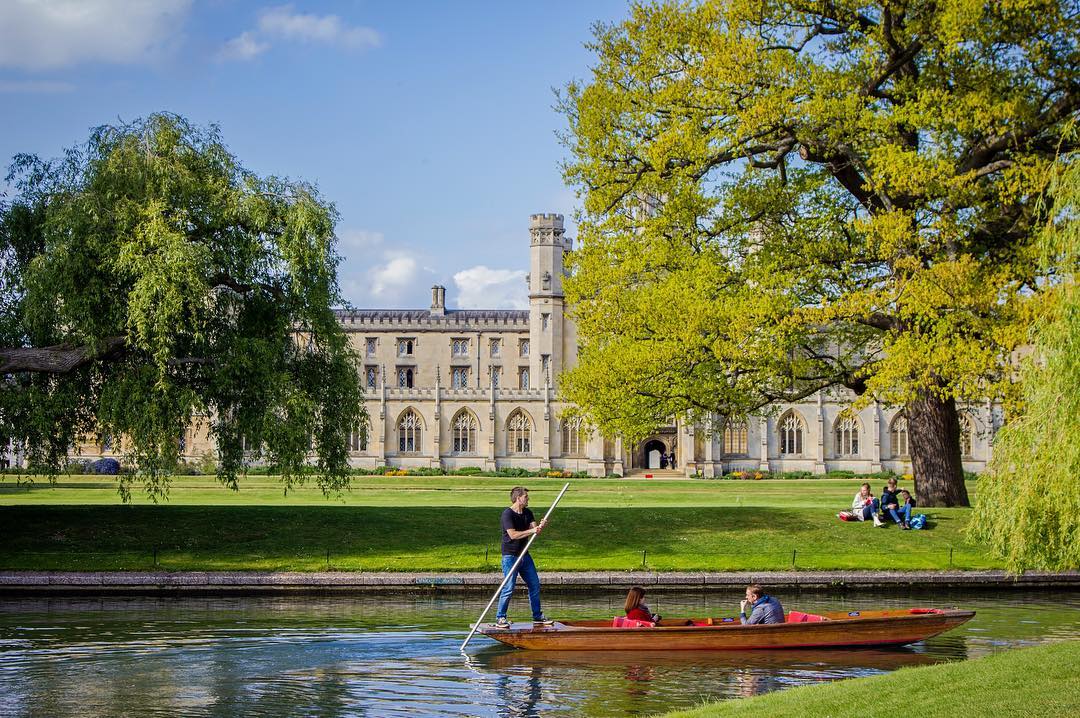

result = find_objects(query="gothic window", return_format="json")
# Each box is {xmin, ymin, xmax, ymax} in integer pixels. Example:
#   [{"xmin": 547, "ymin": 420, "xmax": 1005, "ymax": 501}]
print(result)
[
  {"xmin": 890, "ymin": 414, "xmax": 909, "ymax": 458},
  {"xmin": 178, "ymin": 431, "xmax": 187, "ymax": 454},
  {"xmin": 349, "ymin": 426, "xmax": 367, "ymax": 452},
  {"xmin": 561, "ymin": 417, "xmax": 587, "ymax": 457},
  {"xmin": 541, "ymin": 313, "xmax": 550, "ymax": 330},
  {"xmin": 491, "ymin": 366, "xmax": 501, "ymax": 388},
  {"xmin": 541, "ymin": 354, "xmax": 550, "ymax": 380},
  {"xmin": 519, "ymin": 367, "xmax": 530, "ymax": 390},
  {"xmin": 960, "ymin": 413, "xmax": 974, "ymax": 458},
  {"xmin": 365, "ymin": 366, "xmax": 378, "ymax": 390},
  {"xmin": 397, "ymin": 338, "xmax": 415, "ymax": 356},
  {"xmin": 365, "ymin": 337, "xmax": 377, "ymax": 356},
  {"xmin": 398, "ymin": 409, "xmax": 422, "ymax": 453},
  {"xmin": 507, "ymin": 410, "xmax": 532, "ymax": 454},
  {"xmin": 397, "ymin": 367, "xmax": 414, "ymax": 388},
  {"xmin": 519, "ymin": 339, "xmax": 530, "ymax": 357},
  {"xmin": 451, "ymin": 367, "xmax": 469, "ymax": 388},
  {"xmin": 723, "ymin": 419, "xmax": 748, "ymax": 456},
  {"xmin": 490, "ymin": 339, "xmax": 501, "ymax": 357},
  {"xmin": 779, "ymin": 411, "xmax": 805, "ymax": 456},
  {"xmin": 452, "ymin": 338, "xmax": 469, "ymax": 356},
  {"xmin": 452, "ymin": 409, "xmax": 478, "ymax": 454},
  {"xmin": 100, "ymin": 432, "xmax": 113, "ymax": 453},
  {"xmin": 834, "ymin": 411, "xmax": 860, "ymax": 457}
]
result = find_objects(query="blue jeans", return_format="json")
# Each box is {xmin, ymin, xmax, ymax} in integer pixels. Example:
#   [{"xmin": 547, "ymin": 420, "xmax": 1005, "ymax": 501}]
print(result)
[
  {"xmin": 886, "ymin": 504, "xmax": 913, "ymax": 524},
  {"xmin": 860, "ymin": 498, "xmax": 880, "ymax": 521},
  {"xmin": 496, "ymin": 553, "xmax": 543, "ymax": 620}
]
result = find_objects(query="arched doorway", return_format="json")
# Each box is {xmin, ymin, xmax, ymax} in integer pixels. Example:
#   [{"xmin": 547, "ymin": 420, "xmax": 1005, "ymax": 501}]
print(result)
[{"xmin": 642, "ymin": 439, "xmax": 668, "ymax": 469}]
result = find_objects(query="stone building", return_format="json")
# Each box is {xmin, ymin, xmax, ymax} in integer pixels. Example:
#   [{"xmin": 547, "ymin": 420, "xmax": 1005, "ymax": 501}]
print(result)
[{"xmin": 10, "ymin": 213, "xmax": 997, "ymax": 476}]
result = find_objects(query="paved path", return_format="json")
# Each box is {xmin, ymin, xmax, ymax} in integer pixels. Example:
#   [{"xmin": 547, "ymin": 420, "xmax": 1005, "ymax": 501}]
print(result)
[{"xmin": 1, "ymin": 570, "xmax": 1077, "ymax": 594}]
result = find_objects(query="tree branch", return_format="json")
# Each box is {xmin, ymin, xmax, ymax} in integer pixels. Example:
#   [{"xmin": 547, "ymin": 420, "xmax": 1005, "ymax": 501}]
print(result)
[{"xmin": 0, "ymin": 336, "xmax": 126, "ymax": 374}]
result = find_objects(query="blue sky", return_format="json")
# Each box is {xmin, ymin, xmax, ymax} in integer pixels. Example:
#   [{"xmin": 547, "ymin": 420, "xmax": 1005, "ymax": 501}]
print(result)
[{"xmin": 0, "ymin": 0, "xmax": 629, "ymax": 309}]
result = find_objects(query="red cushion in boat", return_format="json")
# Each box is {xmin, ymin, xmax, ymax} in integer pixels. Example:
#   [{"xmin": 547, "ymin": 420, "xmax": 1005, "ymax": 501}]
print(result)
[
  {"xmin": 786, "ymin": 611, "xmax": 827, "ymax": 623},
  {"xmin": 909, "ymin": 608, "xmax": 945, "ymax": 615},
  {"xmin": 613, "ymin": 616, "xmax": 656, "ymax": 628}
]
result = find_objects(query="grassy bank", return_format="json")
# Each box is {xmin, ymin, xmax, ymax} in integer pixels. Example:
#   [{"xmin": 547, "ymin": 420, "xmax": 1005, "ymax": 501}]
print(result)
[
  {"xmin": 663, "ymin": 640, "xmax": 1080, "ymax": 718},
  {"xmin": 0, "ymin": 476, "xmax": 997, "ymax": 571}
]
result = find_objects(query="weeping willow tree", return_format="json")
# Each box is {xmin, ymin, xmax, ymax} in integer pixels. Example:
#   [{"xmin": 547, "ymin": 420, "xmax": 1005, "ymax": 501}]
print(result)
[
  {"xmin": 0, "ymin": 114, "xmax": 366, "ymax": 501},
  {"xmin": 969, "ymin": 156, "xmax": 1080, "ymax": 570}
]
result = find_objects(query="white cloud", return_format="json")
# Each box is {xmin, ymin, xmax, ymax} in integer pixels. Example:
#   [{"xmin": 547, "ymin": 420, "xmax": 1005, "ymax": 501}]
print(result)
[
  {"xmin": 258, "ymin": 5, "xmax": 381, "ymax": 49},
  {"xmin": 219, "ymin": 4, "xmax": 381, "ymax": 62},
  {"xmin": 0, "ymin": 0, "xmax": 191, "ymax": 70},
  {"xmin": 216, "ymin": 31, "xmax": 268, "ymax": 62},
  {"xmin": 0, "ymin": 80, "xmax": 75, "ymax": 93},
  {"xmin": 370, "ymin": 254, "xmax": 419, "ymax": 299},
  {"xmin": 337, "ymin": 228, "xmax": 384, "ymax": 252},
  {"xmin": 453, "ymin": 266, "xmax": 529, "ymax": 310}
]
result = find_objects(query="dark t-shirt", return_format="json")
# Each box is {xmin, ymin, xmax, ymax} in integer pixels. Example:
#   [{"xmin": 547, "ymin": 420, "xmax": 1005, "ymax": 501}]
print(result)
[{"xmin": 501, "ymin": 507, "xmax": 535, "ymax": 556}]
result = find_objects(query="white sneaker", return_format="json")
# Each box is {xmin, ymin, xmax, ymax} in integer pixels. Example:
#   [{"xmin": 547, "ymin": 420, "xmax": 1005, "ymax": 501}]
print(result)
[{"xmin": 873, "ymin": 516, "xmax": 885, "ymax": 527}]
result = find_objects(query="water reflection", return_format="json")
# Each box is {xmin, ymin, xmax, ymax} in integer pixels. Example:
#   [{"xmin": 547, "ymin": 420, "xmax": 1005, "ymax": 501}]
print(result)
[{"xmin": 0, "ymin": 591, "xmax": 1075, "ymax": 717}]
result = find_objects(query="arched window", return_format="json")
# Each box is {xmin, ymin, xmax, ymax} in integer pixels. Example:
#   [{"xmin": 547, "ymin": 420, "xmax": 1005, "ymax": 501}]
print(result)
[
  {"xmin": 561, "ymin": 417, "xmax": 587, "ymax": 457},
  {"xmin": 507, "ymin": 410, "xmax": 532, "ymax": 454},
  {"xmin": 398, "ymin": 409, "xmax": 423, "ymax": 453},
  {"xmin": 960, "ymin": 413, "xmax": 974, "ymax": 458},
  {"xmin": 349, "ymin": 426, "xmax": 367, "ymax": 452},
  {"xmin": 889, "ymin": 414, "xmax": 909, "ymax": 458},
  {"xmin": 452, "ymin": 409, "xmax": 478, "ymax": 454},
  {"xmin": 723, "ymin": 419, "xmax": 748, "ymax": 456},
  {"xmin": 778, "ymin": 411, "xmax": 804, "ymax": 456},
  {"xmin": 834, "ymin": 411, "xmax": 860, "ymax": 457}
]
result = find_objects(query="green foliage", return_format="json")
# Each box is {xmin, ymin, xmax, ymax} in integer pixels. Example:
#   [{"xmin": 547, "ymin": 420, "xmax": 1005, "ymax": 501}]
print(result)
[
  {"xmin": 0, "ymin": 114, "xmax": 366, "ymax": 501},
  {"xmin": 970, "ymin": 156, "xmax": 1080, "ymax": 570},
  {"xmin": 558, "ymin": 1, "xmax": 1079, "ymax": 498}
]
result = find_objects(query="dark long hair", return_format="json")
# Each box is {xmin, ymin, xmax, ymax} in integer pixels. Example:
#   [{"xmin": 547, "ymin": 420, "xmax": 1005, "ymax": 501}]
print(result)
[{"xmin": 625, "ymin": 586, "xmax": 646, "ymax": 614}]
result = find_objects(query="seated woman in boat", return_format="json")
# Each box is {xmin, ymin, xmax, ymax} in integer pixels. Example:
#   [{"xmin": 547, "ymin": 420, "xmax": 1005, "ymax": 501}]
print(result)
[
  {"xmin": 624, "ymin": 586, "xmax": 661, "ymax": 623},
  {"xmin": 739, "ymin": 584, "xmax": 784, "ymax": 624}
]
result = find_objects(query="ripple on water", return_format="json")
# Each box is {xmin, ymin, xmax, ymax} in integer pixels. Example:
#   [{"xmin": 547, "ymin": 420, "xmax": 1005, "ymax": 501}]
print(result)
[{"xmin": 0, "ymin": 591, "xmax": 1077, "ymax": 717}]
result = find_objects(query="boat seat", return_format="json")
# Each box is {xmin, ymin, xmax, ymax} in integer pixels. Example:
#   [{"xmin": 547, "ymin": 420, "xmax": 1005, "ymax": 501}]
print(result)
[
  {"xmin": 909, "ymin": 608, "xmax": 945, "ymax": 615},
  {"xmin": 612, "ymin": 616, "xmax": 656, "ymax": 628},
  {"xmin": 786, "ymin": 611, "xmax": 827, "ymax": 623}
]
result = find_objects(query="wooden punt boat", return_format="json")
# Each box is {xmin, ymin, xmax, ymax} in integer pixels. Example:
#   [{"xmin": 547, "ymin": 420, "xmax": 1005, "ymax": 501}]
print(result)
[{"xmin": 475, "ymin": 608, "xmax": 975, "ymax": 651}]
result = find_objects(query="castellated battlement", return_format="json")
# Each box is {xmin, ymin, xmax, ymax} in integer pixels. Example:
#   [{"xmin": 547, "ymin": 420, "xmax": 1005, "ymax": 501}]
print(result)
[{"xmin": 529, "ymin": 213, "xmax": 564, "ymax": 228}]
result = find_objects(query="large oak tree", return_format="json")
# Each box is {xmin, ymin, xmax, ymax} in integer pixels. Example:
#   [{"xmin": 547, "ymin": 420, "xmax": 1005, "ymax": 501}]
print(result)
[
  {"xmin": 559, "ymin": 0, "xmax": 1080, "ymax": 506},
  {"xmin": 0, "ymin": 114, "xmax": 366, "ymax": 500}
]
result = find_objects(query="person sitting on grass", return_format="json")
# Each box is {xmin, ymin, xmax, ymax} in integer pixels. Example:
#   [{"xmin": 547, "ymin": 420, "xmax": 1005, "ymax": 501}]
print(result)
[
  {"xmin": 624, "ymin": 586, "xmax": 661, "ymax": 624},
  {"xmin": 739, "ymin": 583, "xmax": 784, "ymax": 625},
  {"xmin": 841, "ymin": 482, "xmax": 884, "ymax": 526},
  {"xmin": 880, "ymin": 477, "xmax": 904, "ymax": 526},
  {"xmin": 898, "ymin": 489, "xmax": 917, "ymax": 530}
]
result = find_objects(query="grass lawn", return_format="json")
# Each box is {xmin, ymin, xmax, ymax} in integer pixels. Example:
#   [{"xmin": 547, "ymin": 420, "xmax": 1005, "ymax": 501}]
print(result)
[
  {"xmin": 0, "ymin": 475, "xmax": 997, "ymax": 572},
  {"xmin": 662, "ymin": 640, "xmax": 1080, "ymax": 718}
]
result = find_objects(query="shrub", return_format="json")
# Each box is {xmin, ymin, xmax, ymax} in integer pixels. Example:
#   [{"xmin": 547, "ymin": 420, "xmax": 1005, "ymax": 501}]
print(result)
[{"xmin": 91, "ymin": 458, "xmax": 120, "ymax": 475}]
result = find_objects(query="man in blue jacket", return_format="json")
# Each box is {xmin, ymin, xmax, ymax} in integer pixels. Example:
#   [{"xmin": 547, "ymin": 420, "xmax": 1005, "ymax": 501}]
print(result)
[{"xmin": 739, "ymin": 584, "xmax": 785, "ymax": 624}]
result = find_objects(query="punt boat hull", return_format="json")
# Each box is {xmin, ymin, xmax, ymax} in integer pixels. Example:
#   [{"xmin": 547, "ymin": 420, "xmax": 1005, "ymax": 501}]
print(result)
[{"xmin": 475, "ymin": 608, "xmax": 975, "ymax": 651}]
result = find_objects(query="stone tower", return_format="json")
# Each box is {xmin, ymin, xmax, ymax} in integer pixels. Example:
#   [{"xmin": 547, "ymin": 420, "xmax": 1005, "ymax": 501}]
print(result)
[{"xmin": 528, "ymin": 213, "xmax": 571, "ymax": 389}]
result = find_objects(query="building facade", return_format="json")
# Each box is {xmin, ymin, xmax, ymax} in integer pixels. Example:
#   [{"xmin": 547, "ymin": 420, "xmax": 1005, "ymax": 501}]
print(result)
[
  {"xmin": 314, "ymin": 212, "xmax": 998, "ymax": 477},
  {"xmin": 9, "ymin": 213, "xmax": 997, "ymax": 476}
]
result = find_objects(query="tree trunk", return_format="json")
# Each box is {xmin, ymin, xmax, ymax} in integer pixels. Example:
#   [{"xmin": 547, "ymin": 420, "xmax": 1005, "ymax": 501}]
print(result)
[{"xmin": 905, "ymin": 392, "xmax": 970, "ymax": 507}]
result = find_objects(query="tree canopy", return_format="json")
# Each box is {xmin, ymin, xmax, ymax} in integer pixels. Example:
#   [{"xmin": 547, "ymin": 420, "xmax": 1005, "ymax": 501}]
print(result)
[
  {"xmin": 969, "ymin": 156, "xmax": 1080, "ymax": 570},
  {"xmin": 559, "ymin": 0, "xmax": 1080, "ymax": 505},
  {"xmin": 0, "ymin": 114, "xmax": 366, "ymax": 500}
]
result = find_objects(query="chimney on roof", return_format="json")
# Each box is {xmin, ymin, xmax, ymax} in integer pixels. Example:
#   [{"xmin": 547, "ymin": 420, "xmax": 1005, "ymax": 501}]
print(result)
[{"xmin": 430, "ymin": 284, "xmax": 446, "ymax": 316}]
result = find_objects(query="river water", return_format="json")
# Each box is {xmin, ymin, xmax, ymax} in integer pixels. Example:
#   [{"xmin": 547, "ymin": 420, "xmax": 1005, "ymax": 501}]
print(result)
[{"xmin": 0, "ymin": 590, "xmax": 1078, "ymax": 717}]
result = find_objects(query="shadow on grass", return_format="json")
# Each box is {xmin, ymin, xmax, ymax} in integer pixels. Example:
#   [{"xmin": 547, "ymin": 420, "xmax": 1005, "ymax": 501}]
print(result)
[{"xmin": 0, "ymin": 505, "xmax": 992, "ymax": 571}]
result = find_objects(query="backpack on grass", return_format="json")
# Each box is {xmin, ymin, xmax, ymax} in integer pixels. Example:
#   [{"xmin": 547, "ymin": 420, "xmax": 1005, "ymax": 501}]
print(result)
[{"xmin": 909, "ymin": 514, "xmax": 927, "ymax": 530}]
